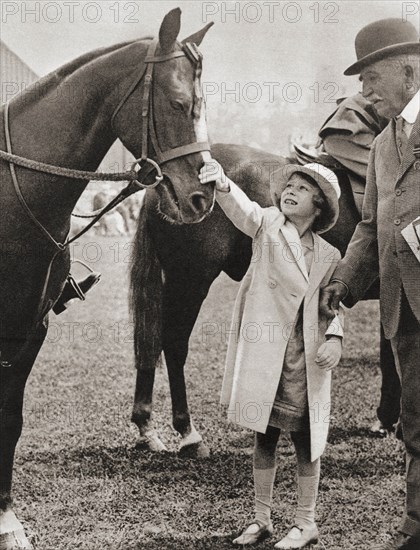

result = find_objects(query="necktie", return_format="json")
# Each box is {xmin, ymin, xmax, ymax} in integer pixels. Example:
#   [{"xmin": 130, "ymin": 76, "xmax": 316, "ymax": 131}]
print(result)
[{"xmin": 396, "ymin": 116, "xmax": 409, "ymax": 158}]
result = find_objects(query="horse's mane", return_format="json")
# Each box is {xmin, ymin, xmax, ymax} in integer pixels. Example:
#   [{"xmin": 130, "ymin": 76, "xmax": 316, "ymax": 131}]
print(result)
[
  {"xmin": 18, "ymin": 36, "xmax": 154, "ymax": 101},
  {"xmin": 53, "ymin": 41, "xmax": 136, "ymax": 79}
]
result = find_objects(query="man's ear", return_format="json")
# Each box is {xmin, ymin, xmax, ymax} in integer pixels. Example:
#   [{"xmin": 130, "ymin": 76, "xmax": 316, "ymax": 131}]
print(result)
[{"xmin": 403, "ymin": 64, "xmax": 416, "ymax": 92}]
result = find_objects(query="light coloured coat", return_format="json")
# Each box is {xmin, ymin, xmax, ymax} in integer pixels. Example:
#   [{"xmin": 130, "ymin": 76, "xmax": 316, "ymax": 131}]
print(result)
[{"xmin": 217, "ymin": 182, "xmax": 343, "ymax": 461}]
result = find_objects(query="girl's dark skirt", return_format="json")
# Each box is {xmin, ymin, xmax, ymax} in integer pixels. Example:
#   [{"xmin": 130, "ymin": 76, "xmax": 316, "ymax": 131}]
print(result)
[{"xmin": 268, "ymin": 304, "xmax": 310, "ymax": 434}]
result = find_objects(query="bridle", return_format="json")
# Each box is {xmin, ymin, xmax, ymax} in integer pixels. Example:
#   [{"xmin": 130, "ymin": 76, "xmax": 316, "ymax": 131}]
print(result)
[
  {"xmin": 0, "ymin": 38, "xmax": 211, "ymax": 250},
  {"xmin": 111, "ymin": 38, "xmax": 210, "ymax": 184}
]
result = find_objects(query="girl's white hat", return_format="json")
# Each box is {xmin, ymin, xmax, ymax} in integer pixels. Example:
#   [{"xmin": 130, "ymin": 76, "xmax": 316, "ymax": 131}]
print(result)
[{"xmin": 270, "ymin": 163, "xmax": 341, "ymax": 233}]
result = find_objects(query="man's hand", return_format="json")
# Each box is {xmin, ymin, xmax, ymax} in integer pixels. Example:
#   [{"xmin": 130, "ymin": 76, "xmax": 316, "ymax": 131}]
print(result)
[
  {"xmin": 320, "ymin": 281, "xmax": 348, "ymax": 320},
  {"xmin": 199, "ymin": 160, "xmax": 231, "ymax": 192},
  {"xmin": 316, "ymin": 337, "xmax": 342, "ymax": 371}
]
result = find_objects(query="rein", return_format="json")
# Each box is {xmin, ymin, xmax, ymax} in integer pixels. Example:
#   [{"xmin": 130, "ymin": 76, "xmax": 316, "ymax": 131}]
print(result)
[{"xmin": 0, "ymin": 38, "xmax": 210, "ymax": 250}]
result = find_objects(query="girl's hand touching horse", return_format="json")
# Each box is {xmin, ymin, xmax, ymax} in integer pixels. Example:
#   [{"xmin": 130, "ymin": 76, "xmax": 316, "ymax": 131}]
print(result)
[{"xmin": 199, "ymin": 160, "xmax": 231, "ymax": 192}]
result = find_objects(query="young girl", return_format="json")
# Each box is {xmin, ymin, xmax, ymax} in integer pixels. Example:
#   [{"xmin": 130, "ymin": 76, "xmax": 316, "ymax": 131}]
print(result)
[{"xmin": 199, "ymin": 160, "xmax": 344, "ymax": 549}]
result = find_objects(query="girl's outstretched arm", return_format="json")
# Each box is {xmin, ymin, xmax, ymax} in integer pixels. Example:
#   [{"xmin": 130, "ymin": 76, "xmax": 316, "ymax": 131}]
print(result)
[{"xmin": 199, "ymin": 159, "xmax": 267, "ymax": 238}]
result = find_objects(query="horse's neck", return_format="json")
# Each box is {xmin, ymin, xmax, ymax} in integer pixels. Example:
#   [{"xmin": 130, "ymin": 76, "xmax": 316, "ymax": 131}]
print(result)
[{"xmin": 6, "ymin": 41, "xmax": 145, "ymax": 239}]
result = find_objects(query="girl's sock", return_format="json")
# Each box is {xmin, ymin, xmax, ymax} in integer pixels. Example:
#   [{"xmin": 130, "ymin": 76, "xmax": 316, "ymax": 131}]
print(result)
[
  {"xmin": 253, "ymin": 466, "xmax": 276, "ymax": 526},
  {"xmin": 295, "ymin": 473, "xmax": 319, "ymax": 528},
  {"xmin": 291, "ymin": 432, "xmax": 320, "ymax": 529}
]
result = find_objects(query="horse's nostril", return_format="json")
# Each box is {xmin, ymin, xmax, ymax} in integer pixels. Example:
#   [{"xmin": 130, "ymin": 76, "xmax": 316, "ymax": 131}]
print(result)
[{"xmin": 190, "ymin": 192, "xmax": 208, "ymax": 213}]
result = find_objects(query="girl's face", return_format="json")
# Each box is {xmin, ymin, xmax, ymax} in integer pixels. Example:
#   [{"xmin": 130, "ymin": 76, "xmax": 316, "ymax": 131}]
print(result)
[{"xmin": 280, "ymin": 174, "xmax": 321, "ymax": 222}]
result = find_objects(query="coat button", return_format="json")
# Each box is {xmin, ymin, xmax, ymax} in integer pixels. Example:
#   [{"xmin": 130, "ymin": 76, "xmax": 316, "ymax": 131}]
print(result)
[
  {"xmin": 268, "ymin": 280, "xmax": 277, "ymax": 289},
  {"xmin": 414, "ymin": 160, "xmax": 420, "ymax": 170},
  {"xmin": 395, "ymin": 189, "xmax": 402, "ymax": 196},
  {"xmin": 394, "ymin": 218, "xmax": 401, "ymax": 226}
]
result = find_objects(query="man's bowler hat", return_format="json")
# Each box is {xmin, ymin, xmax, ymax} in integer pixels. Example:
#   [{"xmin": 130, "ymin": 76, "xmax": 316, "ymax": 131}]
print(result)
[{"xmin": 344, "ymin": 18, "xmax": 420, "ymax": 76}]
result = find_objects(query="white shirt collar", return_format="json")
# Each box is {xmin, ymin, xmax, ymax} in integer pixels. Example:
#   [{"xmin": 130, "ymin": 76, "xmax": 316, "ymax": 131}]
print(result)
[{"xmin": 399, "ymin": 90, "xmax": 420, "ymax": 124}]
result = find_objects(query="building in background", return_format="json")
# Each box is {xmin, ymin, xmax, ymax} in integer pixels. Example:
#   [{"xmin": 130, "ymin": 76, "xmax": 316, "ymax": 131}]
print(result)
[
  {"xmin": 1, "ymin": 39, "xmax": 131, "ymax": 176},
  {"xmin": 1, "ymin": 39, "xmax": 39, "ymax": 103}
]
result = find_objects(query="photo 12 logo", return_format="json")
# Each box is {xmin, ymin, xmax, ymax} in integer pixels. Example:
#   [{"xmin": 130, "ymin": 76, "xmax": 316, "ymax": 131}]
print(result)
[
  {"xmin": 203, "ymin": 80, "xmax": 341, "ymax": 104},
  {"xmin": 202, "ymin": 1, "xmax": 340, "ymax": 24},
  {"xmin": 402, "ymin": 2, "xmax": 419, "ymax": 21},
  {"xmin": 1, "ymin": 1, "xmax": 142, "ymax": 24}
]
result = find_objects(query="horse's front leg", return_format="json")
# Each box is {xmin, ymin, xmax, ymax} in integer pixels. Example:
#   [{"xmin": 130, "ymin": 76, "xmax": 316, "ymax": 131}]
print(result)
[
  {"xmin": 162, "ymin": 275, "xmax": 213, "ymax": 458},
  {"xmin": 0, "ymin": 325, "xmax": 47, "ymax": 550}
]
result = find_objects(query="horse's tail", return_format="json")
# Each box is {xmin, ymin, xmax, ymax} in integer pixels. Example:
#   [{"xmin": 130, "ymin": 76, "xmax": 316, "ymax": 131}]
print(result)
[{"xmin": 129, "ymin": 198, "xmax": 162, "ymax": 369}]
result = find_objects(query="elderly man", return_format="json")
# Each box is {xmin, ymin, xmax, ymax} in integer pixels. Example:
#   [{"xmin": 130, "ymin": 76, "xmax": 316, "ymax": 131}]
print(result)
[
  {"xmin": 320, "ymin": 18, "xmax": 420, "ymax": 550},
  {"xmin": 318, "ymin": 93, "xmax": 399, "ymax": 436}
]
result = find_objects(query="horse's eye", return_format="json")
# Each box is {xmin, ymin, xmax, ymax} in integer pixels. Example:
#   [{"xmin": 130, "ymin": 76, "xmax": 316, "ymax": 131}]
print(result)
[{"xmin": 170, "ymin": 99, "xmax": 185, "ymax": 112}]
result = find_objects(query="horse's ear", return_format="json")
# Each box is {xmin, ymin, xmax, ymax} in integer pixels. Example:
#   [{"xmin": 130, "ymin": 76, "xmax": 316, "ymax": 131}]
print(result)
[
  {"xmin": 181, "ymin": 22, "xmax": 214, "ymax": 47},
  {"xmin": 159, "ymin": 8, "xmax": 181, "ymax": 54}
]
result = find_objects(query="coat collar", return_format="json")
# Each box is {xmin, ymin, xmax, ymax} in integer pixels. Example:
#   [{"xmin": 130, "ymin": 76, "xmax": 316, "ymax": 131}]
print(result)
[
  {"xmin": 304, "ymin": 233, "xmax": 336, "ymax": 304},
  {"xmin": 278, "ymin": 222, "xmax": 335, "ymax": 302},
  {"xmin": 385, "ymin": 118, "xmax": 400, "ymax": 157},
  {"xmin": 279, "ymin": 220, "xmax": 310, "ymax": 282}
]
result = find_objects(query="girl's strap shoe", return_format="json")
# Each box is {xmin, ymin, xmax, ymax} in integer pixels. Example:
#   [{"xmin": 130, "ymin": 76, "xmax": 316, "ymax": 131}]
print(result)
[
  {"xmin": 232, "ymin": 519, "xmax": 274, "ymax": 546},
  {"xmin": 274, "ymin": 524, "xmax": 319, "ymax": 549}
]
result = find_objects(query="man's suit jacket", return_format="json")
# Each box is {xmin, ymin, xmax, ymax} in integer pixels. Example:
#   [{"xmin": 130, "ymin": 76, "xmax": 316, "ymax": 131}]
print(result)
[{"xmin": 334, "ymin": 112, "xmax": 420, "ymax": 339}]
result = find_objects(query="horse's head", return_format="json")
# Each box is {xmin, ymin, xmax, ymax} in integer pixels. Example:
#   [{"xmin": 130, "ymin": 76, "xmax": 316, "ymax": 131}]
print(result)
[{"xmin": 112, "ymin": 8, "xmax": 215, "ymax": 224}]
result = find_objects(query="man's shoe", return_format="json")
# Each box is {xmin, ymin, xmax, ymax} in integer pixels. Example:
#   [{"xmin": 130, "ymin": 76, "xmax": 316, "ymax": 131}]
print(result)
[
  {"xmin": 274, "ymin": 525, "xmax": 319, "ymax": 549},
  {"xmin": 376, "ymin": 532, "xmax": 420, "ymax": 549},
  {"xmin": 394, "ymin": 421, "xmax": 403, "ymax": 441},
  {"xmin": 232, "ymin": 520, "xmax": 273, "ymax": 545},
  {"xmin": 370, "ymin": 420, "xmax": 393, "ymax": 437}
]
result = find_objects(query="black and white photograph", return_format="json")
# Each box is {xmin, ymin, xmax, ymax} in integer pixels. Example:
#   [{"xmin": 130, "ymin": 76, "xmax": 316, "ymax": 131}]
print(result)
[{"xmin": 1, "ymin": 1, "xmax": 419, "ymax": 548}]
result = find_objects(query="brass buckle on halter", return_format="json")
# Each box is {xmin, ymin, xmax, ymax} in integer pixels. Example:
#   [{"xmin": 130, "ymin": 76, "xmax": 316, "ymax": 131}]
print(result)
[{"xmin": 131, "ymin": 157, "xmax": 164, "ymax": 189}]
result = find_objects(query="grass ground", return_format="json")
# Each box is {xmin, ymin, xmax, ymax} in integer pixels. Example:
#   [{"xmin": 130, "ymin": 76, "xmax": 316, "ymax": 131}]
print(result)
[{"xmin": 14, "ymin": 235, "xmax": 404, "ymax": 550}]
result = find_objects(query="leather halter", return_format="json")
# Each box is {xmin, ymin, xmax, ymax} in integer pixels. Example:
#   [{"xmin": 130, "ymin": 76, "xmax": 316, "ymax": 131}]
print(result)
[{"xmin": 111, "ymin": 38, "xmax": 210, "ymax": 188}]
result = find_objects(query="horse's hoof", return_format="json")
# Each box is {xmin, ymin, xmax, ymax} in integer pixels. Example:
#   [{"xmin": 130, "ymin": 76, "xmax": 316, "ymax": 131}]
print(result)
[
  {"xmin": 178, "ymin": 423, "xmax": 209, "ymax": 458},
  {"xmin": 135, "ymin": 430, "xmax": 168, "ymax": 453},
  {"xmin": 0, "ymin": 529, "xmax": 33, "ymax": 550},
  {"xmin": 178, "ymin": 441, "xmax": 210, "ymax": 459}
]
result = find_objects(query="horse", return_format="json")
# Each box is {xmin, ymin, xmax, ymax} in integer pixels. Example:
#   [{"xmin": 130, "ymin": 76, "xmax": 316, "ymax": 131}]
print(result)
[
  {"xmin": 129, "ymin": 142, "xmax": 386, "ymax": 458},
  {"xmin": 0, "ymin": 8, "xmax": 215, "ymax": 548}
]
